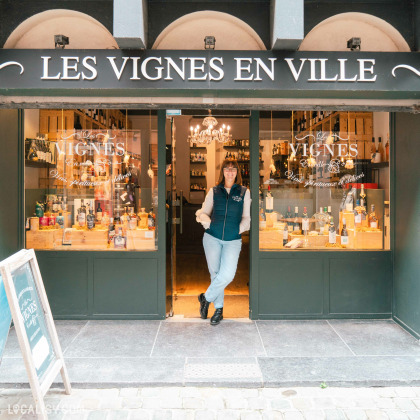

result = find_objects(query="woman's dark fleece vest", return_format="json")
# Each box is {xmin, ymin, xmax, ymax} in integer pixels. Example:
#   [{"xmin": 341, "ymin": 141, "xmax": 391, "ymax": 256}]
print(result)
[{"xmin": 206, "ymin": 184, "xmax": 246, "ymax": 241}]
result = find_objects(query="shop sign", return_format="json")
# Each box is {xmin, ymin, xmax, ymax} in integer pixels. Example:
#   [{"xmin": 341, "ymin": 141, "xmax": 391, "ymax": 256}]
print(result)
[{"xmin": 0, "ymin": 50, "xmax": 419, "ymax": 99}]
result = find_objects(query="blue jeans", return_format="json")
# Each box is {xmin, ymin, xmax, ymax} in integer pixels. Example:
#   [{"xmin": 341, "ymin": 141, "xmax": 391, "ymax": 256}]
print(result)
[{"xmin": 203, "ymin": 232, "xmax": 242, "ymax": 309}]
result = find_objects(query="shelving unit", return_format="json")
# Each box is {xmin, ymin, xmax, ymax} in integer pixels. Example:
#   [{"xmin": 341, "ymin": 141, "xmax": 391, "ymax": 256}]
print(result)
[{"xmin": 190, "ymin": 145, "xmax": 207, "ymax": 194}]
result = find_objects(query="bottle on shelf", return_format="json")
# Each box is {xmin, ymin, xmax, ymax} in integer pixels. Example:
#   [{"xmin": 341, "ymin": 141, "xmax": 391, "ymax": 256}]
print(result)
[
  {"xmin": 340, "ymin": 218, "xmax": 349, "ymax": 247},
  {"xmin": 148, "ymin": 209, "xmax": 156, "ymax": 230},
  {"xmin": 283, "ymin": 223, "xmax": 289, "ymax": 246},
  {"xmin": 302, "ymin": 206, "xmax": 309, "ymax": 247},
  {"xmin": 108, "ymin": 217, "xmax": 115, "ymax": 245},
  {"xmin": 354, "ymin": 199, "xmax": 362, "ymax": 228},
  {"xmin": 259, "ymin": 207, "xmax": 266, "ymax": 230},
  {"xmin": 285, "ymin": 205, "xmax": 293, "ymax": 232},
  {"xmin": 56, "ymin": 212, "xmax": 64, "ymax": 229},
  {"xmin": 377, "ymin": 137, "xmax": 384, "ymax": 162},
  {"xmin": 369, "ymin": 204, "xmax": 378, "ymax": 228},
  {"xmin": 385, "ymin": 133, "xmax": 390, "ymax": 162},
  {"xmin": 328, "ymin": 217, "xmax": 336, "ymax": 244},
  {"xmin": 128, "ymin": 208, "xmax": 137, "ymax": 230},
  {"xmin": 293, "ymin": 207, "xmax": 300, "ymax": 232},
  {"xmin": 102, "ymin": 212, "xmax": 110, "ymax": 227},
  {"xmin": 138, "ymin": 208, "xmax": 148, "ymax": 229},
  {"xmin": 114, "ymin": 227, "xmax": 127, "ymax": 249},
  {"xmin": 78, "ymin": 199, "xmax": 87, "ymax": 227},
  {"xmin": 87, "ymin": 207, "xmax": 95, "ymax": 230},
  {"xmin": 27, "ymin": 140, "xmax": 38, "ymax": 161},
  {"xmin": 265, "ymin": 186, "xmax": 273, "ymax": 214},
  {"xmin": 96, "ymin": 202, "xmax": 103, "ymax": 223},
  {"xmin": 370, "ymin": 137, "xmax": 376, "ymax": 162},
  {"xmin": 323, "ymin": 207, "xmax": 330, "ymax": 235},
  {"xmin": 359, "ymin": 184, "xmax": 367, "ymax": 209}
]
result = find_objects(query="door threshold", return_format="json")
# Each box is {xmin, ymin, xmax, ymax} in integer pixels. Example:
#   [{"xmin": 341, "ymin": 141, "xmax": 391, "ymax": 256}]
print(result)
[{"xmin": 166, "ymin": 314, "xmax": 252, "ymax": 323}]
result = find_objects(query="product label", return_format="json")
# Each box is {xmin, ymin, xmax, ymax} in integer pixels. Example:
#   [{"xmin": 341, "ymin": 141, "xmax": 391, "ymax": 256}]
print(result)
[
  {"xmin": 302, "ymin": 220, "xmax": 309, "ymax": 231},
  {"xmin": 265, "ymin": 196, "xmax": 273, "ymax": 211},
  {"xmin": 329, "ymin": 231, "xmax": 336, "ymax": 244},
  {"xmin": 355, "ymin": 214, "xmax": 362, "ymax": 224},
  {"xmin": 370, "ymin": 221, "xmax": 378, "ymax": 228},
  {"xmin": 78, "ymin": 214, "xmax": 86, "ymax": 226},
  {"xmin": 288, "ymin": 225, "xmax": 293, "ymax": 232},
  {"xmin": 341, "ymin": 236, "xmax": 349, "ymax": 245},
  {"xmin": 294, "ymin": 225, "xmax": 300, "ymax": 231},
  {"xmin": 259, "ymin": 221, "xmax": 266, "ymax": 230},
  {"xmin": 283, "ymin": 229, "xmax": 288, "ymax": 240}
]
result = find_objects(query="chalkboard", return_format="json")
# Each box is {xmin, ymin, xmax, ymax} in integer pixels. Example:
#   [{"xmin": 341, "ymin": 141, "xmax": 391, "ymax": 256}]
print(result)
[
  {"xmin": 0, "ymin": 273, "xmax": 12, "ymax": 362},
  {"xmin": 11, "ymin": 262, "xmax": 56, "ymax": 381},
  {"xmin": 0, "ymin": 249, "xmax": 71, "ymax": 420}
]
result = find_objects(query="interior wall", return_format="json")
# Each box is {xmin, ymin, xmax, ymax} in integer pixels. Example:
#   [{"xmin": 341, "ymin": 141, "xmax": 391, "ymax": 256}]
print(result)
[
  {"xmin": 24, "ymin": 109, "xmax": 40, "ymax": 190},
  {"xmin": 394, "ymin": 112, "xmax": 420, "ymax": 339}
]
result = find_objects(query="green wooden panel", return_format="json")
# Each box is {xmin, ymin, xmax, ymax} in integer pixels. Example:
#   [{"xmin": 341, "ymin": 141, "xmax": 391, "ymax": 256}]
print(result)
[
  {"xmin": 0, "ymin": 109, "xmax": 23, "ymax": 261},
  {"xmin": 258, "ymin": 258, "xmax": 324, "ymax": 315},
  {"xmin": 394, "ymin": 113, "xmax": 420, "ymax": 339},
  {"xmin": 36, "ymin": 252, "xmax": 89, "ymax": 316},
  {"xmin": 329, "ymin": 255, "xmax": 392, "ymax": 315},
  {"xmin": 93, "ymin": 257, "xmax": 158, "ymax": 315}
]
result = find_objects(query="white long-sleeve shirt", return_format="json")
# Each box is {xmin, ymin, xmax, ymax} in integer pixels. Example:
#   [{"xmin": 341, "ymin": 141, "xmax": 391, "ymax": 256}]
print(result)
[{"xmin": 195, "ymin": 187, "xmax": 251, "ymax": 234}]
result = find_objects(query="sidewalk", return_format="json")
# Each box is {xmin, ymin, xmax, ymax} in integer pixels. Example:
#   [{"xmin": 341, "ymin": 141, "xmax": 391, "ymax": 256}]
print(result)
[
  {"xmin": 1, "ymin": 386, "xmax": 420, "ymax": 420},
  {"xmin": 1, "ymin": 319, "xmax": 419, "ymax": 388}
]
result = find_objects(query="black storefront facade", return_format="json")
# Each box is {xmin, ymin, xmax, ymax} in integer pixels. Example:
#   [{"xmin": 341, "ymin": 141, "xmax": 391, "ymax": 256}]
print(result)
[{"xmin": 0, "ymin": 47, "xmax": 419, "ymax": 339}]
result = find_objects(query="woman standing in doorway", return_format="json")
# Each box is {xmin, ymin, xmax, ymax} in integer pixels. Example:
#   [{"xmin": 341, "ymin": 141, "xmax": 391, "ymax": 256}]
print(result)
[{"xmin": 196, "ymin": 158, "xmax": 251, "ymax": 325}]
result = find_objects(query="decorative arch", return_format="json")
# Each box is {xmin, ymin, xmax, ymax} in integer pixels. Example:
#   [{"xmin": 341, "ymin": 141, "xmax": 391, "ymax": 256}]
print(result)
[
  {"xmin": 153, "ymin": 11, "xmax": 266, "ymax": 50},
  {"xmin": 4, "ymin": 9, "xmax": 118, "ymax": 49},
  {"xmin": 299, "ymin": 12, "xmax": 410, "ymax": 52}
]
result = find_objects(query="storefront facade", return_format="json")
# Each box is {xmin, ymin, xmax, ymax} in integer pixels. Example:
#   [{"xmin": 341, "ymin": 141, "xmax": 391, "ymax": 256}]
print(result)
[{"xmin": 0, "ymin": 1, "xmax": 419, "ymax": 339}]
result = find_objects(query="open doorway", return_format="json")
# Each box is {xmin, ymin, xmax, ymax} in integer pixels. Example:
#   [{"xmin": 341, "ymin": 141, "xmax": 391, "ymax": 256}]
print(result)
[{"xmin": 166, "ymin": 110, "xmax": 251, "ymax": 319}]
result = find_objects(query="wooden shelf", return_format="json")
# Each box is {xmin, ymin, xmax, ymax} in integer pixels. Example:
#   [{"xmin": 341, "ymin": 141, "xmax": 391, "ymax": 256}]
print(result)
[
  {"xmin": 190, "ymin": 160, "xmax": 207, "ymax": 163},
  {"xmin": 25, "ymin": 160, "xmax": 56, "ymax": 169}
]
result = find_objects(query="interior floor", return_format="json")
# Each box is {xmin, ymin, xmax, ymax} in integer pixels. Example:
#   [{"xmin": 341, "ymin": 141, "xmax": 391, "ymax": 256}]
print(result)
[{"xmin": 172, "ymin": 236, "xmax": 250, "ymax": 318}]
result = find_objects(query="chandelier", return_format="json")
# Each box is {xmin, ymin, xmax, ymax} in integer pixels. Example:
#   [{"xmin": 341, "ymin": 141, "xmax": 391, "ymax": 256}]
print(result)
[{"xmin": 188, "ymin": 112, "xmax": 232, "ymax": 144}]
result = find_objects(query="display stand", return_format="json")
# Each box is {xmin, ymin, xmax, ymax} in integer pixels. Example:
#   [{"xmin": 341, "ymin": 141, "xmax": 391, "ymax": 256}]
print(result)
[{"xmin": 0, "ymin": 249, "xmax": 71, "ymax": 420}]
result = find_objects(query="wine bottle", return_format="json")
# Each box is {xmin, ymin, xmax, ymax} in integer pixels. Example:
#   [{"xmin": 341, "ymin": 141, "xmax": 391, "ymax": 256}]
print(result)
[
  {"xmin": 328, "ymin": 217, "xmax": 336, "ymax": 244},
  {"xmin": 359, "ymin": 184, "xmax": 367, "ymax": 209},
  {"xmin": 87, "ymin": 208, "xmax": 95, "ymax": 230},
  {"xmin": 265, "ymin": 186, "xmax": 273, "ymax": 213},
  {"xmin": 293, "ymin": 206, "xmax": 300, "ymax": 231},
  {"xmin": 369, "ymin": 204, "xmax": 378, "ymax": 228},
  {"xmin": 341, "ymin": 218, "xmax": 349, "ymax": 247}
]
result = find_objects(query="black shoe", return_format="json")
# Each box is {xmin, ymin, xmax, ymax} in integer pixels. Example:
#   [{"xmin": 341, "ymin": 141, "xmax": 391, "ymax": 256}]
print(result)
[
  {"xmin": 198, "ymin": 293, "xmax": 210, "ymax": 319},
  {"xmin": 210, "ymin": 308, "xmax": 223, "ymax": 326}
]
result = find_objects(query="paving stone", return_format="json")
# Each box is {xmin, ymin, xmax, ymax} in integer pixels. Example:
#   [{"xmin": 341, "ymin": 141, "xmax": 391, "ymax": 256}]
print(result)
[
  {"xmin": 203, "ymin": 397, "xmax": 225, "ymax": 410},
  {"xmin": 393, "ymin": 398, "xmax": 417, "ymax": 410},
  {"xmin": 324, "ymin": 409, "xmax": 346, "ymax": 420},
  {"xmin": 160, "ymin": 397, "xmax": 183, "ymax": 409},
  {"xmin": 284, "ymin": 413, "xmax": 304, "ymax": 420},
  {"xmin": 107, "ymin": 410, "xmax": 131, "ymax": 420},
  {"xmin": 246, "ymin": 397, "xmax": 269, "ymax": 410},
  {"xmin": 282, "ymin": 390, "xmax": 298, "ymax": 398},
  {"xmin": 129, "ymin": 411, "xmax": 151, "ymax": 420},
  {"xmin": 313, "ymin": 398, "xmax": 336, "ymax": 409},
  {"xmin": 86, "ymin": 411, "xmax": 110, "ymax": 420},
  {"xmin": 194, "ymin": 410, "xmax": 216, "ymax": 420},
  {"xmin": 120, "ymin": 389, "xmax": 139, "ymax": 398},
  {"xmin": 385, "ymin": 411, "xmax": 410, "ymax": 420},
  {"xmin": 0, "ymin": 412, "xmax": 21, "ymax": 420},
  {"xmin": 343, "ymin": 409, "xmax": 368, "ymax": 420},
  {"xmin": 413, "ymin": 399, "xmax": 420, "ymax": 409},
  {"xmin": 291, "ymin": 398, "xmax": 313, "ymax": 410},
  {"xmin": 240, "ymin": 411, "xmax": 263, "ymax": 420},
  {"xmin": 142, "ymin": 398, "xmax": 162, "ymax": 409},
  {"xmin": 298, "ymin": 410, "xmax": 325, "ymax": 420},
  {"xmin": 180, "ymin": 388, "xmax": 202, "ymax": 398},
  {"xmin": 261, "ymin": 389, "xmax": 283, "ymax": 399},
  {"xmin": 262, "ymin": 412, "xmax": 284, "ymax": 420},
  {"xmin": 121, "ymin": 397, "xmax": 143, "ymax": 409},
  {"xmin": 225, "ymin": 398, "xmax": 248, "ymax": 409},
  {"xmin": 394, "ymin": 388, "xmax": 418, "ymax": 398},
  {"xmin": 182, "ymin": 397, "xmax": 205, "ymax": 409},
  {"xmin": 331, "ymin": 398, "xmax": 356, "ymax": 408},
  {"xmin": 47, "ymin": 411, "xmax": 66, "ymax": 420},
  {"xmin": 171, "ymin": 409, "xmax": 195, "ymax": 420},
  {"xmin": 406, "ymin": 412, "xmax": 420, "ymax": 420},
  {"xmin": 374, "ymin": 399, "xmax": 395, "ymax": 409},
  {"xmin": 270, "ymin": 398, "xmax": 292, "ymax": 410},
  {"xmin": 216, "ymin": 410, "xmax": 241, "ymax": 420},
  {"xmin": 151, "ymin": 410, "xmax": 173, "ymax": 420},
  {"xmin": 365, "ymin": 410, "xmax": 389, "ymax": 420},
  {"xmin": 222, "ymin": 389, "xmax": 244, "ymax": 399},
  {"xmin": 80, "ymin": 398, "xmax": 101, "ymax": 410},
  {"xmin": 99, "ymin": 398, "xmax": 122, "ymax": 410},
  {"xmin": 374, "ymin": 389, "xmax": 397, "ymax": 398},
  {"xmin": 241, "ymin": 389, "xmax": 260, "ymax": 398},
  {"xmin": 353, "ymin": 400, "xmax": 377, "ymax": 409}
]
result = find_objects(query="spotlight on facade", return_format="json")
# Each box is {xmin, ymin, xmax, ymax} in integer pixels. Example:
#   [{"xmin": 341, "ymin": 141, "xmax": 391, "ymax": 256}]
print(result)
[
  {"xmin": 204, "ymin": 36, "xmax": 216, "ymax": 50},
  {"xmin": 347, "ymin": 37, "xmax": 361, "ymax": 51},
  {"xmin": 54, "ymin": 35, "xmax": 69, "ymax": 49}
]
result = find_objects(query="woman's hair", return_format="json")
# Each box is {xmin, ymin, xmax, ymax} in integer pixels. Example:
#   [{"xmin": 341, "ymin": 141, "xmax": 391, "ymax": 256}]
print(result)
[{"xmin": 217, "ymin": 158, "xmax": 242, "ymax": 186}]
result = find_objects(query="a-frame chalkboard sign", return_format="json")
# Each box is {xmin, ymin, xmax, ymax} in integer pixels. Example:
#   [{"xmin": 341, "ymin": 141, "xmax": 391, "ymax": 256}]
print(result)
[{"xmin": 0, "ymin": 249, "xmax": 71, "ymax": 419}]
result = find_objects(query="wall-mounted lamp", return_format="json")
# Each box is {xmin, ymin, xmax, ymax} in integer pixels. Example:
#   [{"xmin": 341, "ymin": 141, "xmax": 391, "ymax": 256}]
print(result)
[
  {"xmin": 55, "ymin": 35, "xmax": 69, "ymax": 49},
  {"xmin": 204, "ymin": 36, "xmax": 216, "ymax": 50},
  {"xmin": 347, "ymin": 37, "xmax": 361, "ymax": 51}
]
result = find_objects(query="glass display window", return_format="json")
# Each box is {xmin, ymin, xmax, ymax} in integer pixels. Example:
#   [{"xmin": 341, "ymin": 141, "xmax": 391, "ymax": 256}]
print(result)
[
  {"xmin": 259, "ymin": 110, "xmax": 390, "ymax": 251},
  {"xmin": 25, "ymin": 109, "xmax": 158, "ymax": 251}
]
